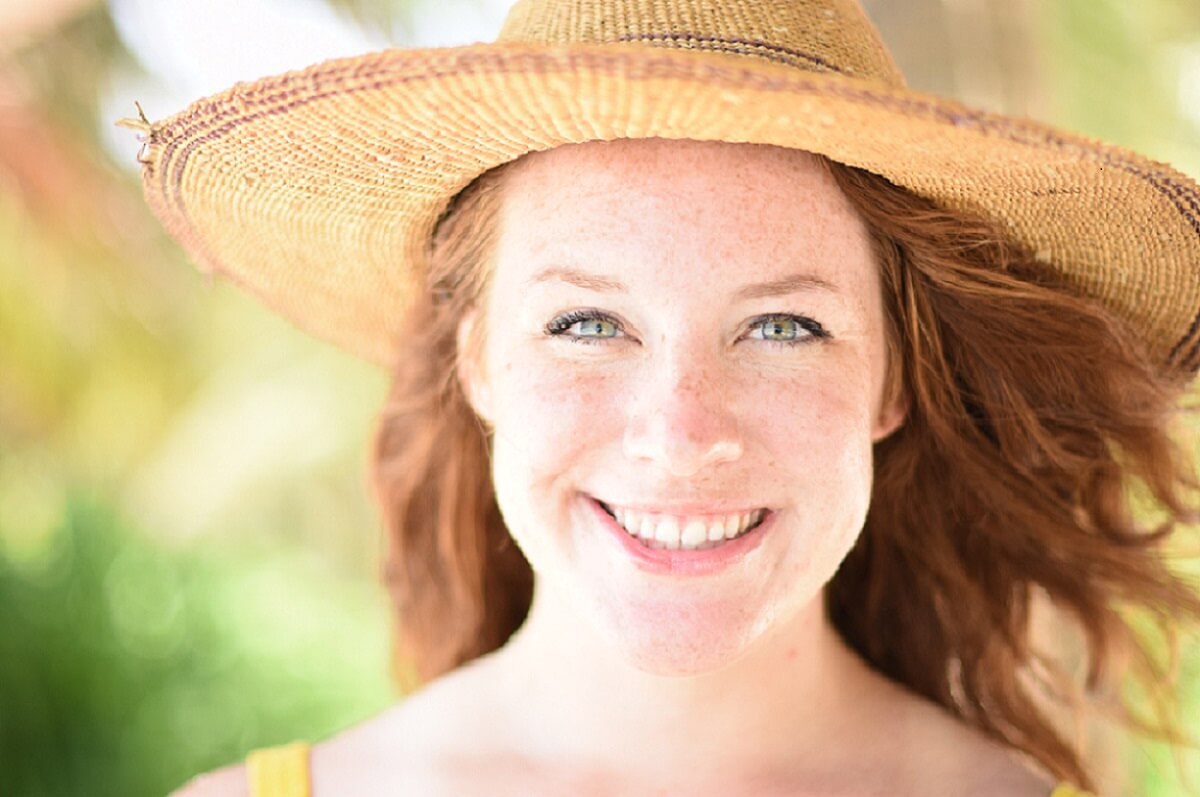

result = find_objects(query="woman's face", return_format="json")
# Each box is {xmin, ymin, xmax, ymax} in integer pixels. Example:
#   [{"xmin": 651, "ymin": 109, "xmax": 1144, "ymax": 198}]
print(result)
[{"xmin": 459, "ymin": 138, "xmax": 905, "ymax": 675}]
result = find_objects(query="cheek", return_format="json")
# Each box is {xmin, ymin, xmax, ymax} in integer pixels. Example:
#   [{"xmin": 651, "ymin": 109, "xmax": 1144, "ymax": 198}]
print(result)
[
  {"xmin": 486, "ymin": 353, "xmax": 628, "ymax": 579},
  {"xmin": 758, "ymin": 367, "xmax": 878, "ymax": 534},
  {"xmin": 755, "ymin": 363, "xmax": 877, "ymax": 457},
  {"xmin": 485, "ymin": 351, "xmax": 623, "ymax": 545},
  {"xmin": 489, "ymin": 354, "xmax": 623, "ymax": 463}
]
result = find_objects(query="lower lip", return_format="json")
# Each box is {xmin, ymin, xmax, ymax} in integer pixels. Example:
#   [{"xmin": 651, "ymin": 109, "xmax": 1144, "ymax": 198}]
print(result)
[{"xmin": 586, "ymin": 497, "xmax": 773, "ymax": 577}]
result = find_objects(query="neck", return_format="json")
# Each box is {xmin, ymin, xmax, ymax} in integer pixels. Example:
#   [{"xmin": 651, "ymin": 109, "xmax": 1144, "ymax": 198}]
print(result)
[{"xmin": 485, "ymin": 578, "xmax": 900, "ymax": 780}]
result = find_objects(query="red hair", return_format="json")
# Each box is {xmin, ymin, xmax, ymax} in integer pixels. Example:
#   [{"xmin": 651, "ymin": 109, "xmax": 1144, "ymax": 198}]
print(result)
[{"xmin": 372, "ymin": 152, "xmax": 1200, "ymax": 790}]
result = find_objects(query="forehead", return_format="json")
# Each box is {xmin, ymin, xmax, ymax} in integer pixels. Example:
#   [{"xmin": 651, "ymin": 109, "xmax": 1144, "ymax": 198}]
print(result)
[
  {"xmin": 495, "ymin": 138, "xmax": 874, "ymax": 287},
  {"xmin": 508, "ymin": 135, "xmax": 824, "ymax": 178}
]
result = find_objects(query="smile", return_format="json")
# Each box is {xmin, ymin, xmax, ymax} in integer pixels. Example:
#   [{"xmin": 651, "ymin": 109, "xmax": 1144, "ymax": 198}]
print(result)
[{"xmin": 597, "ymin": 501, "xmax": 768, "ymax": 551}]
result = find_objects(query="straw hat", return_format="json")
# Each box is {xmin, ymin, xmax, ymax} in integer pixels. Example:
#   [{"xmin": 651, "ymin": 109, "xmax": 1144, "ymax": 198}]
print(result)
[{"xmin": 123, "ymin": 0, "xmax": 1200, "ymax": 373}]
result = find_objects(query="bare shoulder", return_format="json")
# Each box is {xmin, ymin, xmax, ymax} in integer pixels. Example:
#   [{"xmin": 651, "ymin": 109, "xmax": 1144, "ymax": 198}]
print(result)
[
  {"xmin": 847, "ymin": 670, "xmax": 1053, "ymax": 797},
  {"xmin": 955, "ymin": 752, "xmax": 1059, "ymax": 797},
  {"xmin": 168, "ymin": 761, "xmax": 249, "ymax": 797},
  {"xmin": 325, "ymin": 658, "xmax": 499, "ymax": 754},
  {"xmin": 902, "ymin": 698, "xmax": 1058, "ymax": 797},
  {"xmin": 951, "ymin": 726, "xmax": 1058, "ymax": 797},
  {"xmin": 311, "ymin": 659, "xmax": 506, "ymax": 793},
  {"xmin": 161, "ymin": 684, "xmax": 467, "ymax": 797}
]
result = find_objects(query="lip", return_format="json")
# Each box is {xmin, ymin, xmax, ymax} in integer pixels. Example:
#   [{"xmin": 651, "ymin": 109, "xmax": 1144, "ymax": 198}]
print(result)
[
  {"xmin": 595, "ymin": 499, "xmax": 767, "ymax": 516},
  {"xmin": 585, "ymin": 495, "xmax": 773, "ymax": 577}
]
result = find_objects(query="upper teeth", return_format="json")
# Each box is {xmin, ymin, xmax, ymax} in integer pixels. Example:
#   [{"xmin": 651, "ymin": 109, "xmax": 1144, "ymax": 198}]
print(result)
[{"xmin": 607, "ymin": 505, "xmax": 766, "ymax": 550}]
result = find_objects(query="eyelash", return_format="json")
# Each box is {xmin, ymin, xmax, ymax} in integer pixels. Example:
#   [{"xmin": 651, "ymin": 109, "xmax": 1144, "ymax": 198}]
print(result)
[
  {"xmin": 544, "ymin": 308, "xmax": 625, "ymax": 345},
  {"xmin": 543, "ymin": 309, "xmax": 830, "ymax": 346},
  {"xmin": 745, "ymin": 313, "xmax": 830, "ymax": 346}
]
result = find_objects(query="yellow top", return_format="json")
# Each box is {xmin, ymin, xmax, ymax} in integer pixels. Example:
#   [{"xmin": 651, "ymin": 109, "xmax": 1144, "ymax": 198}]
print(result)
[
  {"xmin": 246, "ymin": 742, "xmax": 311, "ymax": 797},
  {"xmin": 244, "ymin": 742, "xmax": 1096, "ymax": 796}
]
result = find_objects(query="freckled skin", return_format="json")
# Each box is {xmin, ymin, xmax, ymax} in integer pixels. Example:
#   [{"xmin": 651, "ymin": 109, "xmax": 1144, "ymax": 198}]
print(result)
[
  {"xmin": 461, "ymin": 138, "xmax": 905, "ymax": 676},
  {"xmin": 299, "ymin": 140, "xmax": 1057, "ymax": 796}
]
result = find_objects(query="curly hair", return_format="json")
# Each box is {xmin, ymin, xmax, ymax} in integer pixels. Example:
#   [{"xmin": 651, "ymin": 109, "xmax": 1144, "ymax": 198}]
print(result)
[{"xmin": 372, "ymin": 151, "xmax": 1200, "ymax": 791}]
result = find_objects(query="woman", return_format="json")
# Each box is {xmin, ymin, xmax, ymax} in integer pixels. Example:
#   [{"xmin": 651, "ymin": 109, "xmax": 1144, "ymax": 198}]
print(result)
[{"xmin": 127, "ymin": 0, "xmax": 1200, "ymax": 794}]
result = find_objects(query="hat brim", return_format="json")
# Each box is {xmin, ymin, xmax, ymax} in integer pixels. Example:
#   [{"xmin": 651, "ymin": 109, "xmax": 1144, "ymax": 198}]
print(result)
[{"xmin": 139, "ymin": 42, "xmax": 1200, "ymax": 371}]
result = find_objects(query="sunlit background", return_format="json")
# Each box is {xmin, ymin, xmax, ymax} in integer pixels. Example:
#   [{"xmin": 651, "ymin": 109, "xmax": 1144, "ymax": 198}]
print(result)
[{"xmin": 0, "ymin": 1, "xmax": 1198, "ymax": 795}]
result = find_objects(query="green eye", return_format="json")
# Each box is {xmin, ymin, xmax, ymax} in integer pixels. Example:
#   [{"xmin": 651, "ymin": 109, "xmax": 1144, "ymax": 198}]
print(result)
[
  {"xmin": 746, "ymin": 314, "xmax": 827, "ymax": 345},
  {"xmin": 761, "ymin": 317, "xmax": 803, "ymax": 341},
  {"xmin": 545, "ymin": 310, "xmax": 626, "ymax": 342},
  {"xmin": 577, "ymin": 318, "xmax": 619, "ymax": 338}
]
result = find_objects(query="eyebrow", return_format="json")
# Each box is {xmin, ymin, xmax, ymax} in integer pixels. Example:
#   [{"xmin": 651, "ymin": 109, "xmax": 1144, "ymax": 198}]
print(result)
[
  {"xmin": 527, "ymin": 266, "xmax": 628, "ymax": 293},
  {"xmin": 527, "ymin": 266, "xmax": 839, "ymax": 298},
  {"xmin": 733, "ymin": 272, "xmax": 840, "ymax": 300}
]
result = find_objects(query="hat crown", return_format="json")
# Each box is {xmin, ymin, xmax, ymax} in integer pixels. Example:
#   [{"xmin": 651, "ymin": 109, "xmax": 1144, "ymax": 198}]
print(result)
[{"xmin": 498, "ymin": 0, "xmax": 906, "ymax": 87}]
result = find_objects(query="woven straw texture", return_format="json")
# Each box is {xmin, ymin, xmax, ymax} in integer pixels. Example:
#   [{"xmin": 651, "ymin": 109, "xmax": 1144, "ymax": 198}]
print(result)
[{"xmin": 133, "ymin": 0, "xmax": 1200, "ymax": 372}]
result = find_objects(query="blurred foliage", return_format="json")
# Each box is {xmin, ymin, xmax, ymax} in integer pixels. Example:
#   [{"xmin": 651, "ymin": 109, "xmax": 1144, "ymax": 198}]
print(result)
[
  {"xmin": 1038, "ymin": 0, "xmax": 1200, "ymax": 177},
  {"xmin": 1, "ymin": 2, "xmax": 394, "ymax": 794},
  {"xmin": 0, "ymin": 484, "xmax": 391, "ymax": 797},
  {"xmin": 0, "ymin": 0, "xmax": 1197, "ymax": 795},
  {"xmin": 326, "ymin": 0, "xmax": 406, "ymax": 34}
]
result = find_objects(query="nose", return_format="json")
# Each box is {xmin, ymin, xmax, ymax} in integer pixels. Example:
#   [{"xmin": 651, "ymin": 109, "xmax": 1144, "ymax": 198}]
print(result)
[{"xmin": 622, "ymin": 349, "xmax": 744, "ymax": 477}]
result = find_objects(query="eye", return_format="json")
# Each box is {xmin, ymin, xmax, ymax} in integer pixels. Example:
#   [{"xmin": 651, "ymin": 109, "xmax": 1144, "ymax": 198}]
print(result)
[
  {"xmin": 744, "ymin": 314, "xmax": 828, "ymax": 345},
  {"xmin": 544, "ymin": 309, "xmax": 626, "ymax": 343}
]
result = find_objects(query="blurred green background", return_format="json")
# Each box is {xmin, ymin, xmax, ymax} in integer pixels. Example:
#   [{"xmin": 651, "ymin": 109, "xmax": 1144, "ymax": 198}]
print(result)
[{"xmin": 0, "ymin": 0, "xmax": 1197, "ymax": 795}]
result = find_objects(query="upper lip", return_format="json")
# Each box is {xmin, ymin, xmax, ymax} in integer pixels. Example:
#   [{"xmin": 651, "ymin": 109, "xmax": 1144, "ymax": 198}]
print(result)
[{"xmin": 592, "ymin": 495, "xmax": 770, "ymax": 516}]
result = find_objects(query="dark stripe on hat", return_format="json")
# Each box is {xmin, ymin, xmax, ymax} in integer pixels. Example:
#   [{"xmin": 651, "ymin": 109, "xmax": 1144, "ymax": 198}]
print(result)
[{"xmin": 615, "ymin": 33, "xmax": 849, "ymax": 74}]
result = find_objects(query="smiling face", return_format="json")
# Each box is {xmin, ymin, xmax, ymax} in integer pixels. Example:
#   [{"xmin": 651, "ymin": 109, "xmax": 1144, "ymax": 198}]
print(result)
[{"xmin": 458, "ymin": 138, "xmax": 906, "ymax": 675}]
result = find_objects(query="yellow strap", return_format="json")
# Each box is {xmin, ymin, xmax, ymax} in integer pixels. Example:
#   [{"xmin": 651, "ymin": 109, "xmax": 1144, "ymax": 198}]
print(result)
[
  {"xmin": 245, "ymin": 741, "xmax": 311, "ymax": 797},
  {"xmin": 1050, "ymin": 785, "xmax": 1096, "ymax": 797}
]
